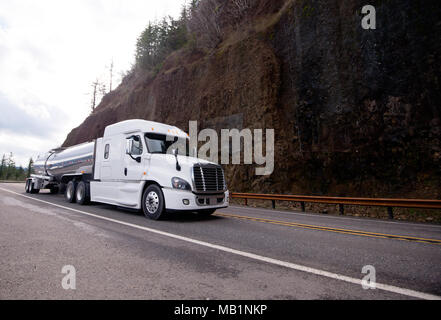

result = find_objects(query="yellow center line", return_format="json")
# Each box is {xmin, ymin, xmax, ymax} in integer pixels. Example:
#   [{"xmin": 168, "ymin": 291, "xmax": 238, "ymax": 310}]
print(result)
[{"xmin": 215, "ymin": 212, "xmax": 441, "ymax": 245}]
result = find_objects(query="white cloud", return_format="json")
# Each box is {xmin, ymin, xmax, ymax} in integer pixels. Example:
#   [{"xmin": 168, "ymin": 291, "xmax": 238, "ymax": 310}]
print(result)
[{"xmin": 0, "ymin": 0, "xmax": 183, "ymax": 166}]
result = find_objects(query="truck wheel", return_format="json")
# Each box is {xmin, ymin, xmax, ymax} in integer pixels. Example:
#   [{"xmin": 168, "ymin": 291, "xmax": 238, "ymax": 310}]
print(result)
[
  {"xmin": 65, "ymin": 181, "xmax": 77, "ymax": 203},
  {"xmin": 76, "ymin": 181, "xmax": 90, "ymax": 205},
  {"xmin": 199, "ymin": 209, "xmax": 216, "ymax": 216},
  {"xmin": 50, "ymin": 186, "xmax": 59, "ymax": 194},
  {"xmin": 142, "ymin": 185, "xmax": 165, "ymax": 220},
  {"xmin": 25, "ymin": 180, "xmax": 31, "ymax": 193},
  {"xmin": 29, "ymin": 182, "xmax": 40, "ymax": 194}
]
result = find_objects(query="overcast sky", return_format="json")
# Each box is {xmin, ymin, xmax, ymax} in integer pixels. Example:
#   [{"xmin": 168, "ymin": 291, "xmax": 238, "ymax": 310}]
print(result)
[{"xmin": 0, "ymin": 0, "xmax": 182, "ymax": 167}]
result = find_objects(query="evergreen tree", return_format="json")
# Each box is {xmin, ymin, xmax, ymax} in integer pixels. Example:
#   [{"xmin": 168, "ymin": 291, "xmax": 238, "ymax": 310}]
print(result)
[
  {"xmin": 16, "ymin": 166, "xmax": 25, "ymax": 181},
  {"xmin": 27, "ymin": 157, "xmax": 34, "ymax": 178},
  {"xmin": 136, "ymin": 22, "xmax": 161, "ymax": 69},
  {"xmin": 135, "ymin": 2, "xmax": 191, "ymax": 71},
  {"xmin": 0, "ymin": 153, "xmax": 29, "ymax": 181},
  {"xmin": 6, "ymin": 152, "xmax": 15, "ymax": 180},
  {"xmin": 0, "ymin": 154, "xmax": 6, "ymax": 180}
]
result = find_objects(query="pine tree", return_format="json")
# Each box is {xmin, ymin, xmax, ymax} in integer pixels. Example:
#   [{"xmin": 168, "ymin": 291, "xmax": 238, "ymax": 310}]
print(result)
[
  {"xmin": 27, "ymin": 157, "xmax": 34, "ymax": 178},
  {"xmin": 16, "ymin": 166, "xmax": 24, "ymax": 181},
  {"xmin": 135, "ymin": 2, "xmax": 191, "ymax": 71},
  {"xmin": 0, "ymin": 154, "xmax": 6, "ymax": 180},
  {"xmin": 6, "ymin": 152, "xmax": 15, "ymax": 180}
]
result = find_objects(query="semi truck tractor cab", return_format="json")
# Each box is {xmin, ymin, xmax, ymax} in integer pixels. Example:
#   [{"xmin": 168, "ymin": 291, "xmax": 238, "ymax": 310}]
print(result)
[{"xmin": 26, "ymin": 120, "xmax": 229, "ymax": 220}]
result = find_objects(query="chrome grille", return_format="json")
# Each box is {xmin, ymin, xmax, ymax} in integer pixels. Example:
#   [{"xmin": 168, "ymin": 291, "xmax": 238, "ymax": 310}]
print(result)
[{"xmin": 193, "ymin": 164, "xmax": 226, "ymax": 193}]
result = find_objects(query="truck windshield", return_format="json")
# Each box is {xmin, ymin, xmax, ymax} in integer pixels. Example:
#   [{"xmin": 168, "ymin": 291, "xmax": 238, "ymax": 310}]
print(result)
[{"xmin": 145, "ymin": 133, "xmax": 190, "ymax": 156}]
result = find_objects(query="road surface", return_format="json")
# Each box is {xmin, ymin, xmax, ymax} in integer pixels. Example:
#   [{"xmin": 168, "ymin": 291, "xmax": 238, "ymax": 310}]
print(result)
[{"xmin": 0, "ymin": 183, "xmax": 440, "ymax": 300}]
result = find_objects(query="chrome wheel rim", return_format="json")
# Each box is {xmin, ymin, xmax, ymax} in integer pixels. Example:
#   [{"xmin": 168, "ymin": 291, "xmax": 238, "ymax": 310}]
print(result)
[
  {"xmin": 67, "ymin": 185, "xmax": 73, "ymax": 199},
  {"xmin": 76, "ymin": 186, "xmax": 83, "ymax": 202},
  {"xmin": 146, "ymin": 191, "xmax": 159, "ymax": 214}
]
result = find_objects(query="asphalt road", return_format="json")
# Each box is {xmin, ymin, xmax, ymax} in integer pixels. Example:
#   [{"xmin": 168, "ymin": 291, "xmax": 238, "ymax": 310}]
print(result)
[{"xmin": 0, "ymin": 183, "xmax": 440, "ymax": 300}]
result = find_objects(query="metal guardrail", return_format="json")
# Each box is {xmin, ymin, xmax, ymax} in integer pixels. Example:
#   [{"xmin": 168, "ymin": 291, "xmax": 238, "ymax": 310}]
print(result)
[{"xmin": 230, "ymin": 192, "xmax": 441, "ymax": 219}]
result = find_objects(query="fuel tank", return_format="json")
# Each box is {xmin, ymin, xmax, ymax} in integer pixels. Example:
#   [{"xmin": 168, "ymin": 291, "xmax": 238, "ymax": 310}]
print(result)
[{"xmin": 33, "ymin": 142, "xmax": 95, "ymax": 181}]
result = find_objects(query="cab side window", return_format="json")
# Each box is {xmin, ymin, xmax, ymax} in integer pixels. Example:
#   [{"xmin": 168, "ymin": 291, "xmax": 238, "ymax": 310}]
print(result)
[
  {"xmin": 104, "ymin": 144, "xmax": 110, "ymax": 159},
  {"xmin": 131, "ymin": 136, "xmax": 143, "ymax": 155}
]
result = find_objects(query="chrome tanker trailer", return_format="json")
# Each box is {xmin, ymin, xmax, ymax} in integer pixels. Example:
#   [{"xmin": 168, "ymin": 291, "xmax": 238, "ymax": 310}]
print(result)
[
  {"xmin": 27, "ymin": 142, "xmax": 95, "ymax": 195},
  {"xmin": 25, "ymin": 119, "xmax": 229, "ymax": 220}
]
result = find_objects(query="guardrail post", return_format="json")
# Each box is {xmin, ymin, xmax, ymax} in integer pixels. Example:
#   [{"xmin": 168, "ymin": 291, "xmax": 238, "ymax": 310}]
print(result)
[
  {"xmin": 388, "ymin": 207, "xmax": 394, "ymax": 220},
  {"xmin": 339, "ymin": 204, "xmax": 344, "ymax": 215},
  {"xmin": 272, "ymin": 200, "xmax": 276, "ymax": 209},
  {"xmin": 244, "ymin": 198, "xmax": 248, "ymax": 206},
  {"xmin": 301, "ymin": 202, "xmax": 306, "ymax": 212}
]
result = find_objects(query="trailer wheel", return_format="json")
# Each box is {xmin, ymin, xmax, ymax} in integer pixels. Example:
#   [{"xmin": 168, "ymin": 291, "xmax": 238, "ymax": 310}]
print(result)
[
  {"xmin": 142, "ymin": 185, "xmax": 166, "ymax": 220},
  {"xmin": 25, "ymin": 180, "xmax": 31, "ymax": 193},
  {"xmin": 29, "ymin": 181, "xmax": 40, "ymax": 194},
  {"xmin": 76, "ymin": 181, "xmax": 90, "ymax": 205},
  {"xmin": 65, "ymin": 181, "xmax": 77, "ymax": 203}
]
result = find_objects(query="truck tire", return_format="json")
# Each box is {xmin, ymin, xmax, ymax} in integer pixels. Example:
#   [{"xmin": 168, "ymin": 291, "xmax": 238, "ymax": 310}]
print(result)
[
  {"xmin": 29, "ymin": 181, "xmax": 40, "ymax": 194},
  {"xmin": 65, "ymin": 181, "xmax": 77, "ymax": 203},
  {"xmin": 142, "ymin": 185, "xmax": 166, "ymax": 220},
  {"xmin": 25, "ymin": 180, "xmax": 31, "ymax": 193},
  {"xmin": 76, "ymin": 181, "xmax": 90, "ymax": 205}
]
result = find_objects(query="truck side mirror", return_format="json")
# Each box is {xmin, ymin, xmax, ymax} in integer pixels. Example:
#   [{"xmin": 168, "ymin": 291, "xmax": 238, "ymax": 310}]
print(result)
[
  {"xmin": 126, "ymin": 138, "xmax": 141, "ymax": 163},
  {"xmin": 172, "ymin": 149, "xmax": 181, "ymax": 171},
  {"xmin": 126, "ymin": 139, "xmax": 133, "ymax": 155}
]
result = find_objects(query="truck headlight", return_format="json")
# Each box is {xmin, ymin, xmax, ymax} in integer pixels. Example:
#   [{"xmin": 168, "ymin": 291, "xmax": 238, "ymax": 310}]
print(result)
[{"xmin": 171, "ymin": 177, "xmax": 192, "ymax": 191}]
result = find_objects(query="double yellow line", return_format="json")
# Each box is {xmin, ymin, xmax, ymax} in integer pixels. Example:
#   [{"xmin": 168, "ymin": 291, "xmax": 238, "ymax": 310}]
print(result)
[{"xmin": 215, "ymin": 212, "xmax": 441, "ymax": 245}]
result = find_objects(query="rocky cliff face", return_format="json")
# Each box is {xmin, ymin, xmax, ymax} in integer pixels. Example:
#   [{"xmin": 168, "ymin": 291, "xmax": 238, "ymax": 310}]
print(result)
[{"xmin": 63, "ymin": 0, "xmax": 441, "ymax": 198}]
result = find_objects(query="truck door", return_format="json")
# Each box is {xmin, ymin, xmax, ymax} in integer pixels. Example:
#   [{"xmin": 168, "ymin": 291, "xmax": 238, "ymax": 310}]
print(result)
[
  {"xmin": 123, "ymin": 134, "xmax": 145, "ymax": 181},
  {"xmin": 101, "ymin": 139, "xmax": 112, "ymax": 180}
]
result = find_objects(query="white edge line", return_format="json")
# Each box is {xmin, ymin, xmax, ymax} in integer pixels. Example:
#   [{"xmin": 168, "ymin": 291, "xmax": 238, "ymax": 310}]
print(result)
[{"xmin": 1, "ymin": 187, "xmax": 440, "ymax": 301}]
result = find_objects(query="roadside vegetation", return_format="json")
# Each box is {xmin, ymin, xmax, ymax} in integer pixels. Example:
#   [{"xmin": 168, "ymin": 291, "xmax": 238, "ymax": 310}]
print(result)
[
  {"xmin": 0, "ymin": 153, "xmax": 33, "ymax": 181},
  {"xmin": 134, "ymin": 0, "xmax": 256, "ymax": 72}
]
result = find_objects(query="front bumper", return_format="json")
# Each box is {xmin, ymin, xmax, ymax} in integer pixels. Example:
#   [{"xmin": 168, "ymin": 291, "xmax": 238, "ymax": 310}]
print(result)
[{"xmin": 163, "ymin": 188, "xmax": 229, "ymax": 211}]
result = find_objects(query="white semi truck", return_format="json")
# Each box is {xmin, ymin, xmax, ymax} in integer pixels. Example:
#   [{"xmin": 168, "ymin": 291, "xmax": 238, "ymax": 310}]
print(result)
[{"xmin": 26, "ymin": 119, "xmax": 229, "ymax": 220}]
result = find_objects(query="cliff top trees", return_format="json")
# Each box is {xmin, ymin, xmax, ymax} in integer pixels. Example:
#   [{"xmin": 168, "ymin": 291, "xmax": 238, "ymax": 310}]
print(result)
[
  {"xmin": 134, "ymin": 0, "xmax": 259, "ymax": 71},
  {"xmin": 136, "ymin": 12, "xmax": 188, "ymax": 71},
  {"xmin": 187, "ymin": 0, "xmax": 223, "ymax": 49}
]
